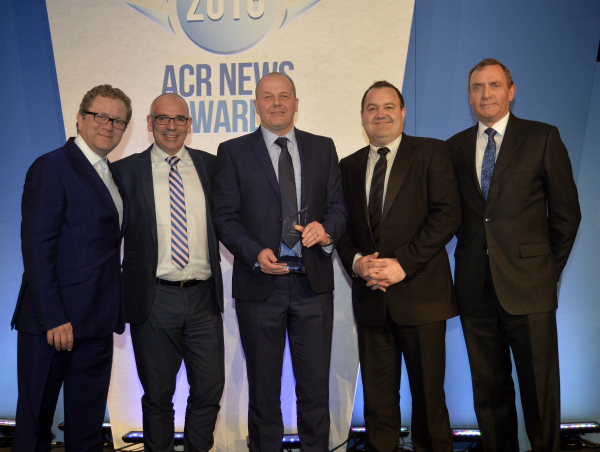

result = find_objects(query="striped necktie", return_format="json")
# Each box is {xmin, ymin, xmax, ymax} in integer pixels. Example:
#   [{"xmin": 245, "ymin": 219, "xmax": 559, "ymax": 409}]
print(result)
[{"xmin": 166, "ymin": 156, "xmax": 189, "ymax": 269}]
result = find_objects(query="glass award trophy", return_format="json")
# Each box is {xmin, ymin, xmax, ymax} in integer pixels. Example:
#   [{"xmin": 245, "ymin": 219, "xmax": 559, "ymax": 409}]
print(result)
[{"xmin": 277, "ymin": 206, "xmax": 308, "ymax": 273}]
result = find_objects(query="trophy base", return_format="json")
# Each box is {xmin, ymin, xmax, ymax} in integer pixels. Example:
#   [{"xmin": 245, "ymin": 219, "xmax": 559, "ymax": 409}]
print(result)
[{"xmin": 277, "ymin": 261, "xmax": 306, "ymax": 274}]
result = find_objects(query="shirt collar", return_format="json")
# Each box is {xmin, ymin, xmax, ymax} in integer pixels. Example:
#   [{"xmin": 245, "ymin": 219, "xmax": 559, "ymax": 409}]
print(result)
[
  {"xmin": 74, "ymin": 134, "xmax": 105, "ymax": 167},
  {"xmin": 477, "ymin": 111, "xmax": 510, "ymax": 139},
  {"xmin": 369, "ymin": 134, "xmax": 403, "ymax": 159},
  {"xmin": 260, "ymin": 126, "xmax": 298, "ymax": 149},
  {"xmin": 151, "ymin": 143, "xmax": 189, "ymax": 167}
]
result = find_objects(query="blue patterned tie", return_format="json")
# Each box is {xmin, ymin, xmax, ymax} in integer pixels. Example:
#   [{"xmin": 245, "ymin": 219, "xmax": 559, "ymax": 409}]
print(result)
[
  {"xmin": 481, "ymin": 128, "xmax": 497, "ymax": 201},
  {"xmin": 166, "ymin": 156, "xmax": 189, "ymax": 269}
]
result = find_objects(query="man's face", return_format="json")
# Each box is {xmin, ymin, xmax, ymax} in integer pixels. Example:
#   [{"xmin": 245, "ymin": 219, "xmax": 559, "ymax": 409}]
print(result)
[
  {"xmin": 254, "ymin": 73, "xmax": 298, "ymax": 135},
  {"xmin": 469, "ymin": 64, "xmax": 516, "ymax": 127},
  {"xmin": 361, "ymin": 87, "xmax": 406, "ymax": 147},
  {"xmin": 76, "ymin": 96, "xmax": 128, "ymax": 157},
  {"xmin": 147, "ymin": 95, "xmax": 192, "ymax": 156}
]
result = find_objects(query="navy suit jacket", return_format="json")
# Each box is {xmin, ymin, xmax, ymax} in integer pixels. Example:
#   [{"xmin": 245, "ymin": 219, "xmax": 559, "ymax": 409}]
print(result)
[
  {"xmin": 12, "ymin": 138, "xmax": 127, "ymax": 338},
  {"xmin": 113, "ymin": 145, "xmax": 223, "ymax": 325},
  {"xmin": 212, "ymin": 127, "xmax": 348, "ymax": 301}
]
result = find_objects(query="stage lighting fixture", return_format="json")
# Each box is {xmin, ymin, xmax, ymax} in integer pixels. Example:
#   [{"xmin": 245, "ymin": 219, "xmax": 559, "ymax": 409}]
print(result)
[
  {"xmin": 56, "ymin": 421, "xmax": 112, "ymax": 434},
  {"xmin": 451, "ymin": 428, "xmax": 481, "ymax": 441},
  {"xmin": 122, "ymin": 431, "xmax": 184, "ymax": 445},
  {"xmin": 349, "ymin": 426, "xmax": 410, "ymax": 438},
  {"xmin": 0, "ymin": 420, "xmax": 16, "ymax": 448},
  {"xmin": 245, "ymin": 434, "xmax": 302, "ymax": 450},
  {"xmin": 560, "ymin": 422, "xmax": 600, "ymax": 433}
]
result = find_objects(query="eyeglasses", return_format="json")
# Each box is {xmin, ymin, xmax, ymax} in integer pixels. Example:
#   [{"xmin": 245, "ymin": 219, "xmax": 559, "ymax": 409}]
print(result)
[
  {"xmin": 83, "ymin": 111, "xmax": 128, "ymax": 130},
  {"xmin": 151, "ymin": 115, "xmax": 190, "ymax": 126}
]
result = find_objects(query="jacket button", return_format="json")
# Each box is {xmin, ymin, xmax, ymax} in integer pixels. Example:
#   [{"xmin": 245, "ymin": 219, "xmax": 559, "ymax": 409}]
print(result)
[
  {"xmin": 278, "ymin": 218, "xmax": 282, "ymax": 223},
  {"xmin": 481, "ymin": 244, "xmax": 487, "ymax": 249},
  {"xmin": 485, "ymin": 218, "xmax": 491, "ymax": 223}
]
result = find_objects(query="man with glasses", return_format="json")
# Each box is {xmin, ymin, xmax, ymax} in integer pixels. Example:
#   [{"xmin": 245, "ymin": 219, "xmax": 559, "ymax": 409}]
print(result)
[
  {"xmin": 11, "ymin": 85, "xmax": 131, "ymax": 451},
  {"xmin": 113, "ymin": 93, "xmax": 224, "ymax": 452}
]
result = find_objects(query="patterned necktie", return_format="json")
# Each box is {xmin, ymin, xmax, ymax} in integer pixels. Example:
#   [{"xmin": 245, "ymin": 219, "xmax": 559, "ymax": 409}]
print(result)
[
  {"xmin": 368, "ymin": 147, "xmax": 390, "ymax": 247},
  {"xmin": 276, "ymin": 137, "xmax": 299, "ymax": 248},
  {"xmin": 166, "ymin": 156, "xmax": 189, "ymax": 269},
  {"xmin": 97, "ymin": 158, "xmax": 123, "ymax": 229},
  {"xmin": 481, "ymin": 128, "xmax": 497, "ymax": 201}
]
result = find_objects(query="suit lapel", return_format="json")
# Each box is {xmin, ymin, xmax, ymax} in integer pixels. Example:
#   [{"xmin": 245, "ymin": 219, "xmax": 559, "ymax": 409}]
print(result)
[
  {"xmin": 490, "ymin": 113, "xmax": 524, "ymax": 188},
  {"xmin": 138, "ymin": 146, "xmax": 158, "ymax": 249},
  {"xmin": 351, "ymin": 146, "xmax": 370, "ymax": 225},
  {"xmin": 296, "ymin": 128, "xmax": 311, "ymax": 209},
  {"xmin": 382, "ymin": 134, "xmax": 418, "ymax": 223},
  {"xmin": 460, "ymin": 125, "xmax": 482, "ymax": 198},
  {"xmin": 249, "ymin": 127, "xmax": 280, "ymax": 198},
  {"xmin": 188, "ymin": 148, "xmax": 220, "ymax": 271},
  {"xmin": 65, "ymin": 139, "xmax": 121, "ymax": 231},
  {"xmin": 109, "ymin": 162, "xmax": 128, "ymax": 237}
]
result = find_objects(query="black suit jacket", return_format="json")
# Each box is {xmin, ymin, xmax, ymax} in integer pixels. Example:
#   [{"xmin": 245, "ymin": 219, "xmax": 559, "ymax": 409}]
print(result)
[
  {"xmin": 337, "ymin": 134, "xmax": 461, "ymax": 327},
  {"xmin": 12, "ymin": 138, "xmax": 127, "ymax": 337},
  {"xmin": 212, "ymin": 127, "xmax": 348, "ymax": 301},
  {"xmin": 447, "ymin": 113, "xmax": 581, "ymax": 315},
  {"xmin": 113, "ymin": 145, "xmax": 223, "ymax": 325}
]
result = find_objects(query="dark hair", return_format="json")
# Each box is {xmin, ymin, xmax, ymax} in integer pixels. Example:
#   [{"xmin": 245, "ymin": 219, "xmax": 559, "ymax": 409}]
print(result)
[
  {"xmin": 78, "ymin": 84, "xmax": 132, "ymax": 130},
  {"xmin": 468, "ymin": 58, "xmax": 514, "ymax": 91},
  {"xmin": 361, "ymin": 80, "xmax": 405, "ymax": 111}
]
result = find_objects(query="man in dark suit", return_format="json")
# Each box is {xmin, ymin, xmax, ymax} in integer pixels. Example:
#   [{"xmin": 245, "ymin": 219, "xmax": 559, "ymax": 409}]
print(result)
[
  {"xmin": 337, "ymin": 81, "xmax": 461, "ymax": 452},
  {"xmin": 113, "ymin": 93, "xmax": 224, "ymax": 452},
  {"xmin": 447, "ymin": 58, "xmax": 581, "ymax": 452},
  {"xmin": 11, "ymin": 85, "xmax": 131, "ymax": 451},
  {"xmin": 212, "ymin": 72, "xmax": 347, "ymax": 452}
]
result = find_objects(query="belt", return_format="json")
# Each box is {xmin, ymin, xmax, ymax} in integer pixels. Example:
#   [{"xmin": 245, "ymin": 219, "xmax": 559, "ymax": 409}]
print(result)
[{"xmin": 156, "ymin": 278, "xmax": 201, "ymax": 288}]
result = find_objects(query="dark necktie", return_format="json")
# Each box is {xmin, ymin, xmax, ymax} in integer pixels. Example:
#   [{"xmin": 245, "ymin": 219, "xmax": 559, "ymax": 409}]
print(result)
[
  {"xmin": 368, "ymin": 147, "xmax": 390, "ymax": 247},
  {"xmin": 481, "ymin": 128, "xmax": 497, "ymax": 201},
  {"xmin": 276, "ymin": 137, "xmax": 299, "ymax": 247}
]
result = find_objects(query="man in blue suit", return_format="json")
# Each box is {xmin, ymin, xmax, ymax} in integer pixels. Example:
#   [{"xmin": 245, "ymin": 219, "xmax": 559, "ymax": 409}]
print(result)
[
  {"xmin": 11, "ymin": 85, "xmax": 131, "ymax": 451},
  {"xmin": 212, "ymin": 72, "xmax": 348, "ymax": 452}
]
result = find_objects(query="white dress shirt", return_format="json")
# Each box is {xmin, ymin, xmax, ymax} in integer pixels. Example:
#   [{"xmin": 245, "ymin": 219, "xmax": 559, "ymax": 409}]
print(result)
[
  {"xmin": 151, "ymin": 144, "xmax": 211, "ymax": 281},
  {"xmin": 353, "ymin": 134, "xmax": 403, "ymax": 271},
  {"xmin": 475, "ymin": 111, "xmax": 510, "ymax": 186}
]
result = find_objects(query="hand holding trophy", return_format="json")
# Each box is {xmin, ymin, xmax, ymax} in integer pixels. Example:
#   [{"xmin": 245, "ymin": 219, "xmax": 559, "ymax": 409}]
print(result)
[{"xmin": 277, "ymin": 205, "xmax": 308, "ymax": 273}]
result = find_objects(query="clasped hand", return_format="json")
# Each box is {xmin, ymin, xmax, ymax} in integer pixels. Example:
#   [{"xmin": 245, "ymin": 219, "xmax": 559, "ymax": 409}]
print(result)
[{"xmin": 354, "ymin": 252, "xmax": 406, "ymax": 292}]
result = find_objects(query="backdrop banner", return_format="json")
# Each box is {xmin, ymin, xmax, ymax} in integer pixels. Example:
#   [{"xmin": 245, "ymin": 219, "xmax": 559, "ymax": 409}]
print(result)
[{"xmin": 46, "ymin": 1, "xmax": 414, "ymax": 449}]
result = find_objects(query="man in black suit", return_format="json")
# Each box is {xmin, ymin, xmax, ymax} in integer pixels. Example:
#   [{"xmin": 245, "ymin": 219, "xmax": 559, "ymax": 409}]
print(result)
[
  {"xmin": 12, "ymin": 84, "xmax": 130, "ymax": 451},
  {"xmin": 447, "ymin": 58, "xmax": 581, "ymax": 452},
  {"xmin": 113, "ymin": 93, "xmax": 224, "ymax": 452},
  {"xmin": 212, "ymin": 72, "xmax": 348, "ymax": 452},
  {"xmin": 337, "ymin": 81, "xmax": 461, "ymax": 452}
]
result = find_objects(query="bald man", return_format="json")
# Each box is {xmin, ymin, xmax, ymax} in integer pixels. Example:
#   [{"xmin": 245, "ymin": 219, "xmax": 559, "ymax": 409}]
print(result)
[{"xmin": 113, "ymin": 93, "xmax": 224, "ymax": 452}]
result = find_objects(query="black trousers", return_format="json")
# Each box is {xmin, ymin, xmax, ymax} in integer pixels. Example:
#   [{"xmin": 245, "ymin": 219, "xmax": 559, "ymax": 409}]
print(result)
[
  {"xmin": 130, "ymin": 279, "xmax": 224, "ymax": 452},
  {"xmin": 13, "ymin": 332, "xmax": 113, "ymax": 452},
  {"xmin": 235, "ymin": 273, "xmax": 333, "ymax": 452},
  {"xmin": 461, "ymin": 264, "xmax": 560, "ymax": 452},
  {"xmin": 358, "ymin": 316, "xmax": 453, "ymax": 452}
]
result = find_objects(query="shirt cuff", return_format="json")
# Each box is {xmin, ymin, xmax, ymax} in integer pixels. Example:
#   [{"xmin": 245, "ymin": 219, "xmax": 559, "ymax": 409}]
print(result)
[{"xmin": 352, "ymin": 253, "xmax": 363, "ymax": 275}]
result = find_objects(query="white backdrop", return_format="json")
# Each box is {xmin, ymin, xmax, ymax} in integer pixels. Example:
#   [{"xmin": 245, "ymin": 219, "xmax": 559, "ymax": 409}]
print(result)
[{"xmin": 45, "ymin": 1, "xmax": 414, "ymax": 449}]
